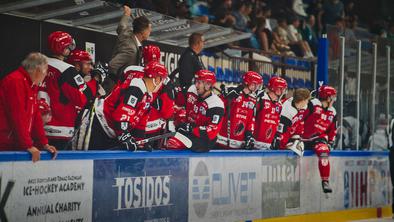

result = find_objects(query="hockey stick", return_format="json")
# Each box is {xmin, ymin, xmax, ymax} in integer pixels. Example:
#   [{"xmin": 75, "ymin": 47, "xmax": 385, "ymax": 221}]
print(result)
[{"xmin": 136, "ymin": 132, "xmax": 176, "ymax": 145}]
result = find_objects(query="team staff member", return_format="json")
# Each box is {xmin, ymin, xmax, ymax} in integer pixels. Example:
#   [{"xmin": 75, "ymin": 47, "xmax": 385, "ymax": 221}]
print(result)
[{"xmin": 0, "ymin": 53, "xmax": 57, "ymax": 162}]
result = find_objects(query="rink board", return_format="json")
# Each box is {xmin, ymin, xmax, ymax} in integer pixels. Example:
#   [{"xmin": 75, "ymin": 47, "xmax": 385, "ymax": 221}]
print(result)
[{"xmin": 0, "ymin": 150, "xmax": 390, "ymax": 222}]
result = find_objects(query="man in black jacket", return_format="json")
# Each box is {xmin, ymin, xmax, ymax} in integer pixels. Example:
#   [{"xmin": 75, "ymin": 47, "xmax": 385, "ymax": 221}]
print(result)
[{"xmin": 178, "ymin": 33, "xmax": 205, "ymax": 90}]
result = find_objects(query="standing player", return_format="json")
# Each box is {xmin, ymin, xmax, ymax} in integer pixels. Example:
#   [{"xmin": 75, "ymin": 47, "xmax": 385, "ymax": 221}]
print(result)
[
  {"xmin": 303, "ymin": 85, "xmax": 337, "ymax": 193},
  {"xmin": 254, "ymin": 76, "xmax": 288, "ymax": 149},
  {"xmin": 272, "ymin": 88, "xmax": 310, "ymax": 152},
  {"xmin": 167, "ymin": 70, "xmax": 224, "ymax": 152},
  {"xmin": 86, "ymin": 61, "xmax": 168, "ymax": 150},
  {"xmin": 216, "ymin": 71, "xmax": 262, "ymax": 149},
  {"xmin": 38, "ymin": 31, "xmax": 93, "ymax": 150}
]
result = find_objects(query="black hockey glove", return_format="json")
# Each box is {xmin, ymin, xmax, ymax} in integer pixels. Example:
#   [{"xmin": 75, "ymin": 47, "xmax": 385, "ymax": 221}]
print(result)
[
  {"xmin": 245, "ymin": 135, "xmax": 255, "ymax": 150},
  {"xmin": 178, "ymin": 123, "xmax": 193, "ymax": 134},
  {"xmin": 118, "ymin": 132, "xmax": 137, "ymax": 151}
]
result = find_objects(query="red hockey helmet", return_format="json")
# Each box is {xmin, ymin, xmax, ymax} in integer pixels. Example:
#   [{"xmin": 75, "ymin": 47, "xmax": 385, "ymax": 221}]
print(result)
[
  {"xmin": 243, "ymin": 71, "xmax": 263, "ymax": 85},
  {"xmin": 48, "ymin": 31, "xmax": 75, "ymax": 55},
  {"xmin": 144, "ymin": 61, "xmax": 168, "ymax": 78},
  {"xmin": 67, "ymin": 49, "xmax": 92, "ymax": 64},
  {"xmin": 318, "ymin": 85, "xmax": 337, "ymax": 100},
  {"xmin": 143, "ymin": 45, "xmax": 161, "ymax": 64},
  {"xmin": 267, "ymin": 76, "xmax": 288, "ymax": 91},
  {"xmin": 195, "ymin": 70, "xmax": 216, "ymax": 85}
]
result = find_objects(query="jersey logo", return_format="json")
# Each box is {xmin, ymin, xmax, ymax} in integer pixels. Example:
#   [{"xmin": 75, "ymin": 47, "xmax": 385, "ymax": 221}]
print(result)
[
  {"xmin": 127, "ymin": 95, "xmax": 138, "ymax": 107},
  {"xmin": 277, "ymin": 123, "xmax": 284, "ymax": 133},
  {"xmin": 74, "ymin": 75, "xmax": 85, "ymax": 86},
  {"xmin": 328, "ymin": 115, "xmax": 334, "ymax": 121},
  {"xmin": 121, "ymin": 122, "xmax": 128, "ymax": 131},
  {"xmin": 212, "ymin": 115, "xmax": 220, "ymax": 124}
]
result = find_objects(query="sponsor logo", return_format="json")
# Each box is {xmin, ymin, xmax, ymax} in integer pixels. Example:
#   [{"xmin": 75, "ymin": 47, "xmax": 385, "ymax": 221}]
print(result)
[
  {"xmin": 127, "ymin": 95, "xmax": 138, "ymax": 107},
  {"xmin": 191, "ymin": 161, "xmax": 257, "ymax": 218},
  {"xmin": 113, "ymin": 175, "xmax": 171, "ymax": 210},
  {"xmin": 0, "ymin": 177, "xmax": 15, "ymax": 222}
]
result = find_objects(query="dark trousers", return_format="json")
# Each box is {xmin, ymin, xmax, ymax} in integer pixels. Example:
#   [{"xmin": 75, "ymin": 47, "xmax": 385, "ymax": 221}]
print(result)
[{"xmin": 389, "ymin": 149, "xmax": 394, "ymax": 213}]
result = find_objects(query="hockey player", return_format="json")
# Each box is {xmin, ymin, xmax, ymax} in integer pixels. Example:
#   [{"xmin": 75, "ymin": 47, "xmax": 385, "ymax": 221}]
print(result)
[
  {"xmin": 303, "ymin": 85, "xmax": 337, "ymax": 193},
  {"xmin": 38, "ymin": 31, "xmax": 93, "ymax": 150},
  {"xmin": 86, "ymin": 61, "xmax": 168, "ymax": 150},
  {"xmin": 272, "ymin": 88, "xmax": 310, "ymax": 150},
  {"xmin": 67, "ymin": 49, "xmax": 106, "ymax": 98},
  {"xmin": 216, "ymin": 71, "xmax": 262, "ymax": 149},
  {"xmin": 167, "ymin": 70, "xmax": 225, "ymax": 152},
  {"xmin": 120, "ymin": 45, "xmax": 161, "ymax": 82},
  {"xmin": 254, "ymin": 76, "xmax": 288, "ymax": 149}
]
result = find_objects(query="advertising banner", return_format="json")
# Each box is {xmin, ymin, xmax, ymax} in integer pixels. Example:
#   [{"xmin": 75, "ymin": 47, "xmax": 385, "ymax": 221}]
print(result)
[
  {"xmin": 188, "ymin": 157, "xmax": 262, "ymax": 222},
  {"xmin": 0, "ymin": 160, "xmax": 93, "ymax": 222},
  {"xmin": 93, "ymin": 158, "xmax": 189, "ymax": 222}
]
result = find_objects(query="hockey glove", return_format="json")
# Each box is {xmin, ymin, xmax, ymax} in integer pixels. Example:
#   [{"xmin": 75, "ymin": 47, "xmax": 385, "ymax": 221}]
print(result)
[
  {"xmin": 118, "ymin": 132, "xmax": 137, "ymax": 151},
  {"xmin": 245, "ymin": 135, "xmax": 255, "ymax": 150},
  {"xmin": 178, "ymin": 123, "xmax": 193, "ymax": 134}
]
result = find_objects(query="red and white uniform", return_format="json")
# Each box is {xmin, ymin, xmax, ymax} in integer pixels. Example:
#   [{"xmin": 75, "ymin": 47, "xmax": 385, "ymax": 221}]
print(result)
[
  {"xmin": 303, "ymin": 98, "xmax": 337, "ymax": 181},
  {"xmin": 217, "ymin": 87, "xmax": 256, "ymax": 149},
  {"xmin": 168, "ymin": 85, "xmax": 224, "ymax": 149},
  {"xmin": 121, "ymin": 65, "xmax": 145, "ymax": 83},
  {"xmin": 274, "ymin": 97, "xmax": 307, "ymax": 149},
  {"xmin": 38, "ymin": 58, "xmax": 92, "ymax": 140},
  {"xmin": 303, "ymin": 98, "xmax": 337, "ymax": 145},
  {"xmin": 0, "ymin": 67, "xmax": 48, "ymax": 150},
  {"xmin": 94, "ymin": 78, "xmax": 153, "ymax": 139},
  {"xmin": 254, "ymin": 92, "xmax": 282, "ymax": 149}
]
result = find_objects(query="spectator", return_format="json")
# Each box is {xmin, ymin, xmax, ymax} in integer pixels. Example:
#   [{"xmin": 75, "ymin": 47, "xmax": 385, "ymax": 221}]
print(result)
[
  {"xmin": 107, "ymin": 5, "xmax": 152, "ymax": 92},
  {"xmin": 262, "ymin": 6, "xmax": 273, "ymax": 32},
  {"xmin": 323, "ymin": 0, "xmax": 345, "ymax": 25},
  {"xmin": 272, "ymin": 18, "xmax": 296, "ymax": 56},
  {"xmin": 344, "ymin": 1, "xmax": 356, "ymax": 19},
  {"xmin": 301, "ymin": 15, "xmax": 319, "ymax": 54},
  {"xmin": 0, "ymin": 53, "xmax": 57, "ymax": 162},
  {"xmin": 307, "ymin": 0, "xmax": 324, "ymax": 36},
  {"xmin": 256, "ymin": 17, "xmax": 276, "ymax": 52},
  {"xmin": 178, "ymin": 32, "xmax": 205, "ymax": 89},
  {"xmin": 287, "ymin": 16, "xmax": 314, "ymax": 57},
  {"xmin": 211, "ymin": 0, "xmax": 235, "ymax": 28},
  {"xmin": 232, "ymin": 1, "xmax": 253, "ymax": 31}
]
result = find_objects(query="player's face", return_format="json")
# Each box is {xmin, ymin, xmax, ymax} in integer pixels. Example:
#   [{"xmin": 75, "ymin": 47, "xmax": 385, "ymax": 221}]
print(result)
[
  {"xmin": 81, "ymin": 62, "xmax": 93, "ymax": 76},
  {"xmin": 247, "ymin": 83, "xmax": 261, "ymax": 93},
  {"xmin": 195, "ymin": 80, "xmax": 210, "ymax": 95}
]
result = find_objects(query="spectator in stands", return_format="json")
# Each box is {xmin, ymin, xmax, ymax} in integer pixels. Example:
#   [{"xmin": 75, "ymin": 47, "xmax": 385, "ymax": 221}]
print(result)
[
  {"xmin": 256, "ymin": 17, "xmax": 276, "ymax": 53},
  {"xmin": 344, "ymin": 15, "xmax": 358, "ymax": 47},
  {"xmin": 232, "ymin": 1, "xmax": 253, "ymax": 31},
  {"xmin": 262, "ymin": 6, "xmax": 273, "ymax": 32},
  {"xmin": 273, "ymin": 18, "xmax": 296, "ymax": 56},
  {"xmin": 178, "ymin": 32, "xmax": 205, "ymax": 90},
  {"xmin": 0, "ymin": 53, "xmax": 57, "ymax": 162},
  {"xmin": 301, "ymin": 15, "xmax": 319, "ymax": 54},
  {"xmin": 106, "ymin": 5, "xmax": 151, "ymax": 92},
  {"xmin": 327, "ymin": 17, "xmax": 345, "ymax": 59},
  {"xmin": 344, "ymin": 1, "xmax": 356, "ymax": 19},
  {"xmin": 306, "ymin": 0, "xmax": 324, "ymax": 36},
  {"xmin": 210, "ymin": 0, "xmax": 235, "ymax": 28},
  {"xmin": 287, "ymin": 16, "xmax": 314, "ymax": 57},
  {"xmin": 323, "ymin": 0, "xmax": 345, "ymax": 25}
]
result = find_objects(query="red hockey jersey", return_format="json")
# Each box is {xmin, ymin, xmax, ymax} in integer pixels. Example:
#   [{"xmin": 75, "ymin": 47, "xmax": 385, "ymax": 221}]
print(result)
[
  {"xmin": 274, "ymin": 97, "xmax": 307, "ymax": 149},
  {"xmin": 302, "ymin": 98, "xmax": 337, "ymax": 145},
  {"xmin": 38, "ymin": 57, "xmax": 92, "ymax": 140},
  {"xmin": 217, "ymin": 87, "xmax": 256, "ymax": 149},
  {"xmin": 94, "ymin": 78, "xmax": 153, "ymax": 138},
  {"xmin": 254, "ymin": 92, "xmax": 282, "ymax": 149}
]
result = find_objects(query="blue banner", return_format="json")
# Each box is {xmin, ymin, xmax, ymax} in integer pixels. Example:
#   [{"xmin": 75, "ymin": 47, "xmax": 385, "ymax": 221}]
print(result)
[
  {"xmin": 93, "ymin": 158, "xmax": 189, "ymax": 222},
  {"xmin": 317, "ymin": 35, "xmax": 329, "ymax": 87}
]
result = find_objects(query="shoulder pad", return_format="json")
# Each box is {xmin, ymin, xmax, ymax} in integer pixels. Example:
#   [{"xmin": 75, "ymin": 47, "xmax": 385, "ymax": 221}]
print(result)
[
  {"xmin": 281, "ymin": 98, "xmax": 298, "ymax": 120},
  {"xmin": 205, "ymin": 93, "xmax": 225, "ymax": 109},
  {"xmin": 47, "ymin": 57, "xmax": 73, "ymax": 73},
  {"xmin": 130, "ymin": 78, "xmax": 147, "ymax": 94}
]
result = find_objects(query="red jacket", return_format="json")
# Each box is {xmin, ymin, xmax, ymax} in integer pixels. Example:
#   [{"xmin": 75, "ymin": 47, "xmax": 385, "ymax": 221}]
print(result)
[
  {"xmin": 0, "ymin": 67, "xmax": 48, "ymax": 150},
  {"xmin": 217, "ymin": 87, "xmax": 256, "ymax": 149}
]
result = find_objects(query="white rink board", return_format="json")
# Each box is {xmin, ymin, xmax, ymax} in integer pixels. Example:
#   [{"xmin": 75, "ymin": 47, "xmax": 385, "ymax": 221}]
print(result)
[
  {"xmin": 0, "ymin": 160, "xmax": 93, "ymax": 222},
  {"xmin": 188, "ymin": 157, "xmax": 262, "ymax": 222}
]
